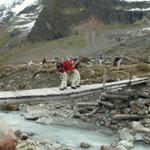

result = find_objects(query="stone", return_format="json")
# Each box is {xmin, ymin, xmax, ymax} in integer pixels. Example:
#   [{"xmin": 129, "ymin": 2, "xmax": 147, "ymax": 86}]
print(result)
[
  {"xmin": 119, "ymin": 128, "xmax": 133, "ymax": 143},
  {"xmin": 16, "ymin": 139, "xmax": 40, "ymax": 150},
  {"xmin": 80, "ymin": 142, "xmax": 92, "ymax": 149},
  {"xmin": 23, "ymin": 113, "xmax": 43, "ymax": 120},
  {"xmin": 100, "ymin": 121, "xmax": 105, "ymax": 126},
  {"xmin": 130, "ymin": 104, "xmax": 141, "ymax": 114},
  {"xmin": 131, "ymin": 121, "xmax": 150, "ymax": 133},
  {"xmin": 123, "ymin": 108, "xmax": 131, "ymax": 114},
  {"xmin": 112, "ymin": 125, "xmax": 119, "ymax": 130},
  {"xmin": 14, "ymin": 130, "xmax": 22, "ymax": 138},
  {"xmin": 114, "ymin": 145, "xmax": 128, "ymax": 150},
  {"xmin": 52, "ymin": 142, "xmax": 62, "ymax": 150},
  {"xmin": 16, "ymin": 142, "xmax": 27, "ymax": 149},
  {"xmin": 20, "ymin": 132, "xmax": 30, "ymax": 140},
  {"xmin": 111, "ymin": 110, "xmax": 118, "ymax": 115},
  {"xmin": 45, "ymin": 142, "xmax": 62, "ymax": 150},
  {"xmin": 142, "ymin": 118, "xmax": 150, "ymax": 124},
  {"xmin": 105, "ymin": 121, "xmax": 111, "ymax": 128},
  {"xmin": 138, "ymin": 109, "xmax": 146, "ymax": 116},
  {"xmin": 118, "ymin": 140, "xmax": 134, "ymax": 149},
  {"xmin": 65, "ymin": 148, "xmax": 73, "ymax": 150},
  {"xmin": 39, "ymin": 139, "xmax": 50, "ymax": 145},
  {"xmin": 148, "ymin": 107, "xmax": 150, "ymax": 113},
  {"xmin": 22, "ymin": 104, "xmax": 49, "ymax": 120},
  {"xmin": 143, "ymin": 135, "xmax": 150, "ymax": 144},
  {"xmin": 36, "ymin": 117, "xmax": 53, "ymax": 125},
  {"xmin": 0, "ymin": 104, "xmax": 19, "ymax": 111},
  {"xmin": 134, "ymin": 133, "xmax": 144, "ymax": 141},
  {"xmin": 0, "ymin": 120, "xmax": 17, "ymax": 150},
  {"xmin": 19, "ymin": 104, "xmax": 28, "ymax": 112},
  {"xmin": 136, "ymin": 98, "xmax": 145, "ymax": 108}
]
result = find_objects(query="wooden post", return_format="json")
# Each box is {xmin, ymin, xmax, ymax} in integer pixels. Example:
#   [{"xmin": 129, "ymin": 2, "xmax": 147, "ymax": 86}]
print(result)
[
  {"xmin": 103, "ymin": 67, "xmax": 106, "ymax": 91},
  {"xmin": 128, "ymin": 71, "xmax": 132, "ymax": 88}
]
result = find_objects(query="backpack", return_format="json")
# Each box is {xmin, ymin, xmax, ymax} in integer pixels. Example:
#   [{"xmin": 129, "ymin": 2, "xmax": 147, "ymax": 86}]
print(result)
[{"xmin": 56, "ymin": 61, "xmax": 64, "ymax": 72}]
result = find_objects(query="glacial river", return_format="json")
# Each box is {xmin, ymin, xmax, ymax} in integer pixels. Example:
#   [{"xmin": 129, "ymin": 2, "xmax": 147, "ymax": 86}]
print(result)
[{"xmin": 0, "ymin": 111, "xmax": 149, "ymax": 150}]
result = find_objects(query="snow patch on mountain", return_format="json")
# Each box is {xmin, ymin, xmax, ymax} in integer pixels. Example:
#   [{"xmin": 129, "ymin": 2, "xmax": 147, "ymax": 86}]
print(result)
[
  {"xmin": 0, "ymin": 0, "xmax": 23, "ymax": 21},
  {"xmin": 0, "ymin": 0, "xmax": 43, "ymax": 35},
  {"xmin": 0, "ymin": 0, "xmax": 20, "ymax": 7},
  {"xmin": 121, "ymin": 0, "xmax": 150, "ymax": 2},
  {"xmin": 11, "ymin": 0, "xmax": 39, "ymax": 15},
  {"xmin": 14, "ymin": 21, "xmax": 36, "ymax": 32},
  {"xmin": 118, "ymin": 0, "xmax": 150, "ymax": 12},
  {"xmin": 129, "ymin": 7, "xmax": 150, "ymax": 11}
]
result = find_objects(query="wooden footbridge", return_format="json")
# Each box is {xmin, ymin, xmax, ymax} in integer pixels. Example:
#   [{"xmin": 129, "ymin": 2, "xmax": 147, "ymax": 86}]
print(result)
[{"xmin": 0, "ymin": 77, "xmax": 149, "ymax": 105}]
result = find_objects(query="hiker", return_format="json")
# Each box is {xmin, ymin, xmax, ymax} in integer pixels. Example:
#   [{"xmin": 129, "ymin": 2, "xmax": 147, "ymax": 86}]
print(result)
[
  {"xmin": 42, "ymin": 58, "xmax": 48, "ymax": 66},
  {"xmin": 71, "ymin": 57, "xmax": 81, "ymax": 89},
  {"xmin": 63, "ymin": 57, "xmax": 74, "ymax": 83},
  {"xmin": 99, "ymin": 52, "xmax": 104, "ymax": 66},
  {"xmin": 113, "ymin": 56, "xmax": 121, "ymax": 67},
  {"xmin": 117, "ymin": 56, "xmax": 123, "ymax": 66},
  {"xmin": 56, "ymin": 59, "xmax": 68, "ymax": 90},
  {"xmin": 28, "ymin": 60, "xmax": 34, "ymax": 66}
]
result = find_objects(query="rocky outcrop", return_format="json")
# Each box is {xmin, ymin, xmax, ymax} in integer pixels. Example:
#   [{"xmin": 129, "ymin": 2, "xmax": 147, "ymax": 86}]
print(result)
[{"xmin": 28, "ymin": 0, "xmax": 149, "ymax": 41}]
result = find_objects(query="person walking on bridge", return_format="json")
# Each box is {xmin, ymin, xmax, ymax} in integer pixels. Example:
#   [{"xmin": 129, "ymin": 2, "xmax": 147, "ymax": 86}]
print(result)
[
  {"xmin": 62, "ymin": 57, "xmax": 74, "ymax": 89},
  {"xmin": 56, "ymin": 58, "xmax": 68, "ymax": 90},
  {"xmin": 71, "ymin": 57, "xmax": 81, "ymax": 89}
]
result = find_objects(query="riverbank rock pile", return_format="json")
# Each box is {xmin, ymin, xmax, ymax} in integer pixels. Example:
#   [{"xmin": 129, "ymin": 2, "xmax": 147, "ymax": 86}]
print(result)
[
  {"xmin": 14, "ymin": 84, "xmax": 150, "ymax": 150},
  {"xmin": 75, "ymin": 88, "xmax": 150, "ymax": 148},
  {"xmin": 15, "ymin": 130, "xmax": 65, "ymax": 150},
  {"xmin": 20, "ymin": 101, "xmax": 74, "ymax": 123}
]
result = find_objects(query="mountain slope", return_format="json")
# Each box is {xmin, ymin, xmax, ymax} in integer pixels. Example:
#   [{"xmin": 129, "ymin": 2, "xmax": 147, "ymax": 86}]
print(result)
[
  {"xmin": 28, "ymin": 0, "xmax": 150, "ymax": 41},
  {"xmin": 0, "ymin": 0, "xmax": 150, "ymax": 64},
  {"xmin": 0, "ymin": 0, "xmax": 43, "ymax": 35},
  {"xmin": 0, "ymin": 0, "xmax": 150, "ymax": 39}
]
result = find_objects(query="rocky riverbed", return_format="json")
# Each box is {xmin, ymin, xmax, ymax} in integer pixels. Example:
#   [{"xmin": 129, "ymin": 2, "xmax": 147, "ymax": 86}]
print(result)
[
  {"xmin": 0, "ymin": 111, "xmax": 117, "ymax": 150},
  {"xmin": 0, "ymin": 83, "xmax": 150, "ymax": 150}
]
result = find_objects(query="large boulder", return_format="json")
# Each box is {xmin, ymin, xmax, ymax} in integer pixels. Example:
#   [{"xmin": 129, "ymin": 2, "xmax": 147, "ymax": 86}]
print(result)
[
  {"xmin": 114, "ymin": 145, "xmax": 128, "ymax": 150},
  {"xmin": 131, "ymin": 121, "xmax": 150, "ymax": 133},
  {"xmin": 118, "ymin": 140, "xmax": 134, "ymax": 149},
  {"xmin": 0, "ymin": 104, "xmax": 19, "ymax": 111},
  {"xmin": 0, "ymin": 120, "xmax": 17, "ymax": 150},
  {"xmin": 119, "ymin": 128, "xmax": 133, "ymax": 143},
  {"xmin": 143, "ymin": 135, "xmax": 150, "ymax": 144},
  {"xmin": 80, "ymin": 142, "xmax": 92, "ymax": 149}
]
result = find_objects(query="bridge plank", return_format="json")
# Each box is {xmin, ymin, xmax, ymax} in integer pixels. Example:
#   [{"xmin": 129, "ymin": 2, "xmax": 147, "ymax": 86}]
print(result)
[{"xmin": 0, "ymin": 77, "xmax": 149, "ymax": 100}]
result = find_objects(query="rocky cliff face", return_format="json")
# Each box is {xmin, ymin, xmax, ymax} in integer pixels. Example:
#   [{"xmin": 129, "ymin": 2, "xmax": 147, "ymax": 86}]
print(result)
[
  {"xmin": 28, "ymin": 0, "xmax": 150, "ymax": 41},
  {"xmin": 0, "ymin": 0, "xmax": 150, "ymax": 40}
]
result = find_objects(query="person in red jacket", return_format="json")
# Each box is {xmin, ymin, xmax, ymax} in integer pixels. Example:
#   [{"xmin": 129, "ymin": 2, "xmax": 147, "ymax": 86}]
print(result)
[
  {"xmin": 63, "ymin": 58, "xmax": 77, "ymax": 89},
  {"xmin": 63, "ymin": 58, "xmax": 74, "ymax": 72}
]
